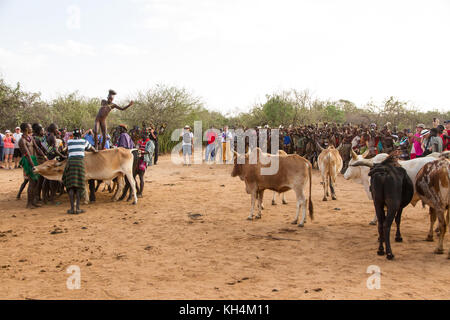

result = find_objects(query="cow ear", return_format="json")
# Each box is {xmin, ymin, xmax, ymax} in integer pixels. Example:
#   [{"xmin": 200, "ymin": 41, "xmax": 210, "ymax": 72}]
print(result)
[
  {"xmin": 362, "ymin": 149, "xmax": 370, "ymax": 159},
  {"xmin": 351, "ymin": 149, "xmax": 358, "ymax": 160}
]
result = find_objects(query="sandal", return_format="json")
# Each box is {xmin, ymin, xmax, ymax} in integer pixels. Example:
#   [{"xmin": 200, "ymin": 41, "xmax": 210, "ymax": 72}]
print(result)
[
  {"xmin": 67, "ymin": 209, "xmax": 76, "ymax": 214},
  {"xmin": 76, "ymin": 209, "xmax": 85, "ymax": 214}
]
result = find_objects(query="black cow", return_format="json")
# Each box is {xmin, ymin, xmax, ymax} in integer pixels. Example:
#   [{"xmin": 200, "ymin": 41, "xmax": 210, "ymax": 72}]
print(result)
[{"xmin": 352, "ymin": 156, "xmax": 414, "ymax": 260}]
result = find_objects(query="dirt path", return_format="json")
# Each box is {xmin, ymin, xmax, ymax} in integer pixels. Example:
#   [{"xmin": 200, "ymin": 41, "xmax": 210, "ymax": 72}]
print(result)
[{"xmin": 0, "ymin": 155, "xmax": 448, "ymax": 299}]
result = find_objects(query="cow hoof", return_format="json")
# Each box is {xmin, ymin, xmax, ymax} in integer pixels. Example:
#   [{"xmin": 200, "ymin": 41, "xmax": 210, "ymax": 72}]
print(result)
[
  {"xmin": 291, "ymin": 220, "xmax": 298, "ymax": 225},
  {"xmin": 395, "ymin": 237, "xmax": 403, "ymax": 242},
  {"xmin": 132, "ymin": 201, "xmax": 137, "ymax": 205},
  {"xmin": 386, "ymin": 253, "xmax": 394, "ymax": 260},
  {"xmin": 332, "ymin": 197, "xmax": 337, "ymax": 201},
  {"xmin": 434, "ymin": 248, "xmax": 444, "ymax": 255},
  {"xmin": 247, "ymin": 217, "xmax": 253, "ymax": 221},
  {"xmin": 298, "ymin": 223, "xmax": 304, "ymax": 228},
  {"xmin": 425, "ymin": 235, "xmax": 434, "ymax": 242},
  {"xmin": 282, "ymin": 201, "xmax": 287, "ymax": 205},
  {"xmin": 255, "ymin": 215, "xmax": 261, "ymax": 219},
  {"xmin": 377, "ymin": 249, "xmax": 385, "ymax": 256},
  {"xmin": 322, "ymin": 198, "xmax": 327, "ymax": 202},
  {"xmin": 369, "ymin": 221, "xmax": 377, "ymax": 226},
  {"xmin": 271, "ymin": 200, "xmax": 276, "ymax": 205}
]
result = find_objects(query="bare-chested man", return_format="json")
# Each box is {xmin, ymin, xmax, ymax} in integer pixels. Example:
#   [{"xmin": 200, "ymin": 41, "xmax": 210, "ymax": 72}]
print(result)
[
  {"xmin": 18, "ymin": 122, "xmax": 48, "ymax": 208},
  {"xmin": 94, "ymin": 90, "xmax": 134, "ymax": 150}
]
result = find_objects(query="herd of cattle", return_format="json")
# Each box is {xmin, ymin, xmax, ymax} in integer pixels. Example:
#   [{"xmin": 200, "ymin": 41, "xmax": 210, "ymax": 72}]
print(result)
[
  {"xmin": 230, "ymin": 146, "xmax": 449, "ymax": 260},
  {"xmin": 31, "ymin": 145, "xmax": 449, "ymax": 260}
]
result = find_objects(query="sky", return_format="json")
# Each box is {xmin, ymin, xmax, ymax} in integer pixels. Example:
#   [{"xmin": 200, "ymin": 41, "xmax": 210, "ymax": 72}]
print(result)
[{"xmin": 0, "ymin": 0, "xmax": 449, "ymax": 113}]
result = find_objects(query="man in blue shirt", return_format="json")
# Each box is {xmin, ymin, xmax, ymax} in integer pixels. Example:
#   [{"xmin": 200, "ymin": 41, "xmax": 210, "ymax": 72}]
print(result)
[{"xmin": 83, "ymin": 129, "xmax": 95, "ymax": 146}]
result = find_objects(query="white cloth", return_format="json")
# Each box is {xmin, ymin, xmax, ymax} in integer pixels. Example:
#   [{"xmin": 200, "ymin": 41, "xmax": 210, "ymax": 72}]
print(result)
[
  {"xmin": 221, "ymin": 131, "xmax": 232, "ymax": 143},
  {"xmin": 13, "ymin": 132, "xmax": 22, "ymax": 149},
  {"xmin": 181, "ymin": 130, "xmax": 194, "ymax": 146}
]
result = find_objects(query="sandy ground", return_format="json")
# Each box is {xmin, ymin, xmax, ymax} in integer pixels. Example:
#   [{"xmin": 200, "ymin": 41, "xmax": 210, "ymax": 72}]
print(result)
[{"xmin": 0, "ymin": 154, "xmax": 449, "ymax": 300}]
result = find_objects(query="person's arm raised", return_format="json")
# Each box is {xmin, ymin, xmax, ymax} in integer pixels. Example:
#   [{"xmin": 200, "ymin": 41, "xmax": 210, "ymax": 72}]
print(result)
[{"xmin": 113, "ymin": 101, "xmax": 134, "ymax": 111}]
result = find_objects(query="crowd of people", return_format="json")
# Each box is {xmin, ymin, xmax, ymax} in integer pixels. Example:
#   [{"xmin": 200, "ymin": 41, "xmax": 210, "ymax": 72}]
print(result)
[
  {"xmin": 1, "ymin": 117, "xmax": 449, "ymax": 213},
  {"xmin": 178, "ymin": 120, "xmax": 450, "ymax": 171}
]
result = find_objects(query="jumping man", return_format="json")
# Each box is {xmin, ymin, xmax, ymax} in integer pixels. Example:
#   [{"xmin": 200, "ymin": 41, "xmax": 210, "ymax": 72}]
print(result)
[{"xmin": 94, "ymin": 90, "xmax": 134, "ymax": 150}]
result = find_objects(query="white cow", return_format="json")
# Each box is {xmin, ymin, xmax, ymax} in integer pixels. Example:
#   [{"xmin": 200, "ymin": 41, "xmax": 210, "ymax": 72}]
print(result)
[{"xmin": 344, "ymin": 150, "xmax": 435, "ymax": 224}]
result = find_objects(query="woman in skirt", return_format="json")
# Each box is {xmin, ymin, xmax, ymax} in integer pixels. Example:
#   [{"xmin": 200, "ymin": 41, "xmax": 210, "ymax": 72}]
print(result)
[{"xmin": 62, "ymin": 129, "xmax": 97, "ymax": 214}]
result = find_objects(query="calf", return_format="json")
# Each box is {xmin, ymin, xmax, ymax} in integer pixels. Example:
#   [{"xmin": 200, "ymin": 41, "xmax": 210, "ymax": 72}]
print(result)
[
  {"xmin": 317, "ymin": 145, "xmax": 343, "ymax": 201},
  {"xmin": 231, "ymin": 148, "xmax": 313, "ymax": 227},
  {"xmin": 415, "ymin": 158, "xmax": 450, "ymax": 258},
  {"xmin": 353, "ymin": 156, "xmax": 414, "ymax": 259}
]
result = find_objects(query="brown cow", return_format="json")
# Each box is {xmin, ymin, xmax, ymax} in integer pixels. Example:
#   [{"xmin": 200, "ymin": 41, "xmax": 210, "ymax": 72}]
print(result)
[
  {"xmin": 231, "ymin": 148, "xmax": 313, "ymax": 227},
  {"xmin": 317, "ymin": 145, "xmax": 343, "ymax": 201},
  {"xmin": 415, "ymin": 157, "xmax": 450, "ymax": 258},
  {"xmin": 33, "ymin": 147, "xmax": 137, "ymax": 205}
]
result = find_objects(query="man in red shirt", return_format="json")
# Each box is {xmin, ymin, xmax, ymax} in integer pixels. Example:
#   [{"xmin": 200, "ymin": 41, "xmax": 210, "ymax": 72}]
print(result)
[
  {"xmin": 443, "ymin": 120, "xmax": 450, "ymax": 151},
  {"xmin": 205, "ymin": 126, "xmax": 217, "ymax": 163}
]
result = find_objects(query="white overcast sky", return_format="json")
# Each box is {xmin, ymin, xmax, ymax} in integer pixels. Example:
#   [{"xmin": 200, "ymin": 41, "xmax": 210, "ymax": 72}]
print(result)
[{"xmin": 0, "ymin": 0, "xmax": 449, "ymax": 113}]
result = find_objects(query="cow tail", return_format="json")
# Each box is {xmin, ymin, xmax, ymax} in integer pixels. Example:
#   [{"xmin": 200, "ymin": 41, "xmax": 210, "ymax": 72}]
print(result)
[{"xmin": 308, "ymin": 161, "xmax": 314, "ymax": 221}]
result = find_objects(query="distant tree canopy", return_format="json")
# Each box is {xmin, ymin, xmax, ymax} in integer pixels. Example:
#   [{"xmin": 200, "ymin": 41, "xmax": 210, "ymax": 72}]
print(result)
[{"xmin": 0, "ymin": 77, "xmax": 448, "ymax": 153}]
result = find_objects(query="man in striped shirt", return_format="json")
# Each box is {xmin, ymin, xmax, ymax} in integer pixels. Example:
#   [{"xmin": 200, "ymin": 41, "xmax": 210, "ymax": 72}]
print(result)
[{"xmin": 62, "ymin": 129, "xmax": 97, "ymax": 214}]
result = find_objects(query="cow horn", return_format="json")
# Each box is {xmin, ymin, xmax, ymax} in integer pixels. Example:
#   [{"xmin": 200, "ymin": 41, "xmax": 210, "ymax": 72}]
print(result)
[
  {"xmin": 351, "ymin": 159, "xmax": 373, "ymax": 168},
  {"xmin": 316, "ymin": 141, "xmax": 324, "ymax": 152},
  {"xmin": 361, "ymin": 149, "xmax": 370, "ymax": 159},
  {"xmin": 351, "ymin": 149, "xmax": 358, "ymax": 160}
]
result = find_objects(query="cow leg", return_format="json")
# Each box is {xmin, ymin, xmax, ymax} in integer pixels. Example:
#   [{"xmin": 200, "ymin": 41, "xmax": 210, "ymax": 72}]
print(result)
[
  {"xmin": 248, "ymin": 191, "xmax": 256, "ymax": 220},
  {"xmin": 255, "ymin": 190, "xmax": 264, "ymax": 219},
  {"xmin": 272, "ymin": 192, "xmax": 277, "ymax": 205},
  {"xmin": 330, "ymin": 175, "xmax": 337, "ymax": 200},
  {"xmin": 369, "ymin": 214, "xmax": 377, "ymax": 226},
  {"xmin": 84, "ymin": 182, "xmax": 90, "ymax": 205},
  {"xmin": 375, "ymin": 203, "xmax": 386, "ymax": 256},
  {"xmin": 294, "ymin": 188, "xmax": 307, "ymax": 227},
  {"xmin": 113, "ymin": 176, "xmax": 125, "ymax": 201},
  {"xmin": 434, "ymin": 209, "xmax": 446, "ymax": 255},
  {"xmin": 322, "ymin": 174, "xmax": 328, "ymax": 201},
  {"xmin": 282, "ymin": 193, "xmax": 287, "ymax": 205},
  {"xmin": 125, "ymin": 172, "xmax": 138, "ymax": 205},
  {"xmin": 395, "ymin": 207, "xmax": 404, "ymax": 242},
  {"xmin": 426, "ymin": 207, "xmax": 437, "ymax": 241},
  {"xmin": 383, "ymin": 204, "xmax": 398, "ymax": 260}
]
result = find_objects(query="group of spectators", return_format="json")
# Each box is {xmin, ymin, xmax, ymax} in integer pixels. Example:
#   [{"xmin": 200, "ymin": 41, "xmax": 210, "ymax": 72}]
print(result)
[{"xmin": 178, "ymin": 119, "xmax": 450, "ymax": 170}]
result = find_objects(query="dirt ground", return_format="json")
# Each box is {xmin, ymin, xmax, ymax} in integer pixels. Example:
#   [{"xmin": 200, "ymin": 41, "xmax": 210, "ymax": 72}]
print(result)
[{"xmin": 0, "ymin": 154, "xmax": 449, "ymax": 300}]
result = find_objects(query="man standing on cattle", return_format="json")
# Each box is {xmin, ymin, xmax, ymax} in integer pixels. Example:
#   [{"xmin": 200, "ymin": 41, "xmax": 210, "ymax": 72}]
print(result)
[
  {"xmin": 94, "ymin": 90, "xmax": 134, "ymax": 150},
  {"xmin": 63, "ymin": 129, "xmax": 97, "ymax": 214}
]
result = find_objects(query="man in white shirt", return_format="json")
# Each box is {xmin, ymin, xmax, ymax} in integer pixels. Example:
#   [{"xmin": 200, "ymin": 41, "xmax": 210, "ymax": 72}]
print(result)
[
  {"xmin": 181, "ymin": 125, "xmax": 194, "ymax": 166},
  {"xmin": 13, "ymin": 127, "xmax": 23, "ymax": 168},
  {"xmin": 221, "ymin": 126, "xmax": 233, "ymax": 163}
]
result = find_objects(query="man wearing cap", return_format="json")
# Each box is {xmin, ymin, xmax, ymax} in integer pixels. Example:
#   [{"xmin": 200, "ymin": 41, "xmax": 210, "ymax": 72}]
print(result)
[
  {"xmin": 13, "ymin": 126, "xmax": 22, "ymax": 168},
  {"xmin": 181, "ymin": 125, "xmax": 194, "ymax": 166},
  {"xmin": 94, "ymin": 90, "xmax": 134, "ymax": 150},
  {"xmin": 408, "ymin": 123, "xmax": 425, "ymax": 159}
]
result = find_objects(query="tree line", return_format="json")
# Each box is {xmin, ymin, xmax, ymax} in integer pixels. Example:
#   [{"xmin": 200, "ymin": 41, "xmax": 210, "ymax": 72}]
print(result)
[{"xmin": 1, "ymin": 78, "xmax": 448, "ymax": 153}]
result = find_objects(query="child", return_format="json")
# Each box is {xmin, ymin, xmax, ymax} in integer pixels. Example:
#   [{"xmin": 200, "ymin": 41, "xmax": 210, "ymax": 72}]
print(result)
[{"xmin": 62, "ymin": 128, "xmax": 97, "ymax": 214}]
